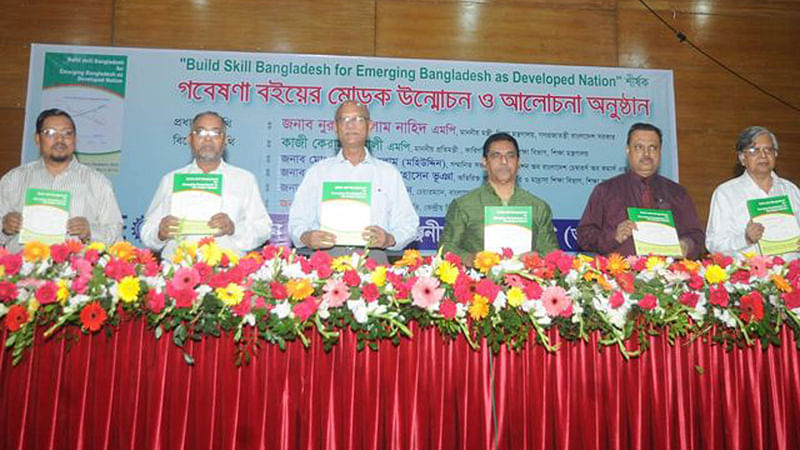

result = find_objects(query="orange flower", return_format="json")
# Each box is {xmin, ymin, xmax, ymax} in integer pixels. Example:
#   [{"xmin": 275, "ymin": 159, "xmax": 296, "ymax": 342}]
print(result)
[
  {"xmin": 606, "ymin": 254, "xmax": 629, "ymax": 276},
  {"xmin": 243, "ymin": 251, "xmax": 263, "ymax": 265},
  {"xmin": 394, "ymin": 250, "xmax": 422, "ymax": 267},
  {"xmin": 286, "ymin": 278, "xmax": 314, "ymax": 301},
  {"xmin": 23, "ymin": 241, "xmax": 50, "ymax": 262},
  {"xmin": 64, "ymin": 239, "xmax": 84, "ymax": 254},
  {"xmin": 473, "ymin": 251, "xmax": 501, "ymax": 273},
  {"xmin": 772, "ymin": 275, "xmax": 793, "ymax": 293},
  {"xmin": 584, "ymin": 271, "xmax": 612, "ymax": 291},
  {"xmin": 109, "ymin": 241, "xmax": 137, "ymax": 262},
  {"xmin": 469, "ymin": 294, "xmax": 489, "ymax": 320}
]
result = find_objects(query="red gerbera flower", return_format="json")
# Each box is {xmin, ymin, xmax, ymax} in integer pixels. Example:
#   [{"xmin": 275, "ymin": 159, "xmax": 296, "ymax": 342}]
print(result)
[
  {"xmin": 80, "ymin": 301, "xmax": 107, "ymax": 332},
  {"xmin": 5, "ymin": 304, "xmax": 29, "ymax": 332}
]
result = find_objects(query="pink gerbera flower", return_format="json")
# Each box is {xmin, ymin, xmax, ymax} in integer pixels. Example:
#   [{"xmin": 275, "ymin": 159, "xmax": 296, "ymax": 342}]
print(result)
[
  {"xmin": 323, "ymin": 278, "xmax": 350, "ymax": 307},
  {"xmin": 171, "ymin": 267, "xmax": 201, "ymax": 291},
  {"xmin": 540, "ymin": 285, "xmax": 571, "ymax": 317},
  {"xmin": 411, "ymin": 276, "xmax": 445, "ymax": 308}
]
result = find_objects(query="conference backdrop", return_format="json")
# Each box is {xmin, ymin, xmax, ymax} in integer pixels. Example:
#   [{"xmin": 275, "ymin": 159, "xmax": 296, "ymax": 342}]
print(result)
[{"xmin": 21, "ymin": 44, "xmax": 677, "ymax": 251}]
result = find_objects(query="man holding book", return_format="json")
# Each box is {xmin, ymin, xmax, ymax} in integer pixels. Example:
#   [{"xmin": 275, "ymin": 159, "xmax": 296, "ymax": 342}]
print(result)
[
  {"xmin": 440, "ymin": 132, "xmax": 559, "ymax": 265},
  {"xmin": 141, "ymin": 111, "xmax": 271, "ymax": 258},
  {"xmin": 0, "ymin": 108, "xmax": 122, "ymax": 252}
]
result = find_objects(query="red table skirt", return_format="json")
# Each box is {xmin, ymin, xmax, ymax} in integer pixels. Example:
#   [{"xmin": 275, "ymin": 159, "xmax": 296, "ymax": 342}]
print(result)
[{"xmin": 1, "ymin": 320, "xmax": 798, "ymax": 450}]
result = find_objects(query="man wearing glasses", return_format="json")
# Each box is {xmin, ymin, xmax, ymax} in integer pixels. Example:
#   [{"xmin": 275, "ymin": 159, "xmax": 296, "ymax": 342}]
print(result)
[
  {"xmin": 0, "ymin": 108, "xmax": 122, "ymax": 252},
  {"xmin": 141, "ymin": 111, "xmax": 271, "ymax": 258},
  {"xmin": 289, "ymin": 101, "xmax": 418, "ymax": 264},
  {"xmin": 706, "ymin": 126, "xmax": 800, "ymax": 257},
  {"xmin": 577, "ymin": 122, "xmax": 704, "ymax": 258},
  {"xmin": 439, "ymin": 132, "xmax": 559, "ymax": 265}
]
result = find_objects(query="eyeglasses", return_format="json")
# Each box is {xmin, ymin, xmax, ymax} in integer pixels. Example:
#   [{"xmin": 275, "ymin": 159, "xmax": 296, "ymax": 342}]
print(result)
[
  {"xmin": 336, "ymin": 116, "xmax": 368, "ymax": 125},
  {"xmin": 487, "ymin": 152, "xmax": 518, "ymax": 161},
  {"xmin": 742, "ymin": 146, "xmax": 777, "ymax": 156},
  {"xmin": 40, "ymin": 128, "xmax": 76, "ymax": 139},
  {"xmin": 630, "ymin": 144, "xmax": 660, "ymax": 154},
  {"xmin": 192, "ymin": 128, "xmax": 224, "ymax": 138}
]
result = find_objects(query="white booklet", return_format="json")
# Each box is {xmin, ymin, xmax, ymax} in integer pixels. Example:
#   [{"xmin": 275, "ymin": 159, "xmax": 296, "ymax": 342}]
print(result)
[
  {"xmin": 628, "ymin": 207, "xmax": 682, "ymax": 257},
  {"xmin": 20, "ymin": 188, "xmax": 71, "ymax": 244},
  {"xmin": 747, "ymin": 195, "xmax": 800, "ymax": 255},
  {"xmin": 320, "ymin": 182, "xmax": 371, "ymax": 246},
  {"xmin": 170, "ymin": 173, "xmax": 223, "ymax": 236},
  {"xmin": 484, "ymin": 206, "xmax": 533, "ymax": 255}
]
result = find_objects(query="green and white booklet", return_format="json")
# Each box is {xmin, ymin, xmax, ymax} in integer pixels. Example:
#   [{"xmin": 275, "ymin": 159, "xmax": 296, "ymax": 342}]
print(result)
[
  {"xmin": 484, "ymin": 206, "xmax": 533, "ymax": 255},
  {"xmin": 747, "ymin": 195, "xmax": 800, "ymax": 255},
  {"xmin": 170, "ymin": 173, "xmax": 223, "ymax": 236},
  {"xmin": 20, "ymin": 188, "xmax": 71, "ymax": 244},
  {"xmin": 320, "ymin": 182, "xmax": 371, "ymax": 246},
  {"xmin": 628, "ymin": 207, "xmax": 682, "ymax": 257}
]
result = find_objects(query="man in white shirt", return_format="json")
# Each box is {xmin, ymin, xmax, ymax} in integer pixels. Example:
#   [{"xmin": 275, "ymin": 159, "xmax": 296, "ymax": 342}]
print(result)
[
  {"xmin": 706, "ymin": 126, "xmax": 800, "ymax": 258},
  {"xmin": 0, "ymin": 109, "xmax": 122, "ymax": 252},
  {"xmin": 288, "ymin": 101, "xmax": 419, "ymax": 263},
  {"xmin": 141, "ymin": 111, "xmax": 271, "ymax": 258}
]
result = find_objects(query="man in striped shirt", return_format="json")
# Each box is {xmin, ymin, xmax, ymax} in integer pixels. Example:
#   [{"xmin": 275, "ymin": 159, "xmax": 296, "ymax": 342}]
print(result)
[{"xmin": 0, "ymin": 109, "xmax": 123, "ymax": 252}]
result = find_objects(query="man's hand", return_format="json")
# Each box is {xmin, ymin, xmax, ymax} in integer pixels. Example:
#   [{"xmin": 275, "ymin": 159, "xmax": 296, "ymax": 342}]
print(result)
[
  {"xmin": 362, "ymin": 225, "xmax": 396, "ymax": 249},
  {"xmin": 679, "ymin": 237, "xmax": 692, "ymax": 258},
  {"xmin": 2, "ymin": 212, "xmax": 21, "ymax": 235},
  {"xmin": 614, "ymin": 220, "xmax": 637, "ymax": 244},
  {"xmin": 300, "ymin": 230, "xmax": 336, "ymax": 249},
  {"xmin": 209, "ymin": 213, "xmax": 235, "ymax": 237},
  {"xmin": 67, "ymin": 217, "xmax": 91, "ymax": 242},
  {"xmin": 745, "ymin": 220, "xmax": 764, "ymax": 245},
  {"xmin": 158, "ymin": 215, "xmax": 180, "ymax": 241}
]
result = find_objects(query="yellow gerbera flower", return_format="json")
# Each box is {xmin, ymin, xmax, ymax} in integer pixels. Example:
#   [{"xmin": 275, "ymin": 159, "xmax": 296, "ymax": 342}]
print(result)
[
  {"xmin": 371, "ymin": 266, "xmax": 387, "ymax": 287},
  {"xmin": 28, "ymin": 298, "xmax": 40, "ymax": 313},
  {"xmin": 473, "ymin": 251, "xmax": 500, "ymax": 273},
  {"xmin": 646, "ymin": 256, "xmax": 665, "ymax": 271},
  {"xmin": 394, "ymin": 250, "xmax": 422, "ymax": 267},
  {"xmin": 704, "ymin": 265, "xmax": 728, "ymax": 284},
  {"xmin": 437, "ymin": 261, "xmax": 459, "ymax": 285},
  {"xmin": 118, "ymin": 276, "xmax": 141, "ymax": 303},
  {"xmin": 332, "ymin": 256, "xmax": 354, "ymax": 272},
  {"xmin": 772, "ymin": 274, "xmax": 793, "ymax": 293},
  {"xmin": 57, "ymin": 279, "xmax": 70, "ymax": 304},
  {"xmin": 469, "ymin": 294, "xmax": 490, "ymax": 320},
  {"xmin": 199, "ymin": 241, "xmax": 223, "ymax": 266},
  {"xmin": 216, "ymin": 282, "xmax": 245, "ymax": 306},
  {"xmin": 607, "ymin": 253, "xmax": 629, "ymax": 276},
  {"xmin": 507, "ymin": 287, "xmax": 525, "ymax": 308},
  {"xmin": 87, "ymin": 241, "xmax": 106, "ymax": 252}
]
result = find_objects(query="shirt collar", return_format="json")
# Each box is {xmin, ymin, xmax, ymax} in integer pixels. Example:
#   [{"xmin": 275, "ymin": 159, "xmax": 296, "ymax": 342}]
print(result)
[
  {"xmin": 37, "ymin": 156, "xmax": 78, "ymax": 176},
  {"xmin": 335, "ymin": 148, "xmax": 372, "ymax": 165},
  {"xmin": 190, "ymin": 159, "xmax": 227, "ymax": 173}
]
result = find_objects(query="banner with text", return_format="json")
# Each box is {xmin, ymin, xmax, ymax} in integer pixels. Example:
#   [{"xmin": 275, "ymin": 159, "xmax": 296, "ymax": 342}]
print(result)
[{"xmin": 23, "ymin": 44, "xmax": 678, "ymax": 251}]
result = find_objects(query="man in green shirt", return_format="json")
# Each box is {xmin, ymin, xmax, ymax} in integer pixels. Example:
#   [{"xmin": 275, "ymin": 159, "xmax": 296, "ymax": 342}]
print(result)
[{"xmin": 440, "ymin": 132, "xmax": 559, "ymax": 264}]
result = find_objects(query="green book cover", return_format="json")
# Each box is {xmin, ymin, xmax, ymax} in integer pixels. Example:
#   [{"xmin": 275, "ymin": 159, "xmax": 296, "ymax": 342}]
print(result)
[
  {"xmin": 484, "ymin": 206, "xmax": 533, "ymax": 255},
  {"xmin": 171, "ymin": 173, "xmax": 223, "ymax": 235},
  {"xmin": 627, "ymin": 207, "xmax": 682, "ymax": 257},
  {"xmin": 20, "ymin": 188, "xmax": 71, "ymax": 244},
  {"xmin": 320, "ymin": 182, "xmax": 372, "ymax": 246},
  {"xmin": 747, "ymin": 195, "xmax": 800, "ymax": 255}
]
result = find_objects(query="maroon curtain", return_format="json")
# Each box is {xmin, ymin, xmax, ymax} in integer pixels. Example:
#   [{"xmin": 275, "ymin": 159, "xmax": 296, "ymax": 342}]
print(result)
[{"xmin": 1, "ymin": 321, "xmax": 798, "ymax": 450}]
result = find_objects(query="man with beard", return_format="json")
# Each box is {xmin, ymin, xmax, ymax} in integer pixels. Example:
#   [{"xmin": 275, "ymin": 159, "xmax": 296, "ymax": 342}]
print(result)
[
  {"xmin": 0, "ymin": 108, "xmax": 122, "ymax": 252},
  {"xmin": 440, "ymin": 132, "xmax": 559, "ymax": 265},
  {"xmin": 577, "ymin": 122, "xmax": 704, "ymax": 258},
  {"xmin": 141, "ymin": 111, "xmax": 271, "ymax": 258},
  {"xmin": 289, "ymin": 101, "xmax": 418, "ymax": 264}
]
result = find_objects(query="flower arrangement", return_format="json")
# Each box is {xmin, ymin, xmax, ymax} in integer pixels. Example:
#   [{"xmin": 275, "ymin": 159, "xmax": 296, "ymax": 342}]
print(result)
[{"xmin": 2, "ymin": 239, "xmax": 799, "ymax": 365}]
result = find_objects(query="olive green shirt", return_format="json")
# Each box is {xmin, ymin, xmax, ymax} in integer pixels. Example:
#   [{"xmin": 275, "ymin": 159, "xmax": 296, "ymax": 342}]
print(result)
[{"xmin": 440, "ymin": 183, "xmax": 559, "ymax": 262}]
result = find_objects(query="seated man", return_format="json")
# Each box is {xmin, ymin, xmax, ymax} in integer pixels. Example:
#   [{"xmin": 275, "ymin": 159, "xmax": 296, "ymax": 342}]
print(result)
[
  {"xmin": 577, "ymin": 122, "xmax": 704, "ymax": 258},
  {"xmin": 288, "ymin": 101, "xmax": 419, "ymax": 263},
  {"xmin": 706, "ymin": 126, "xmax": 800, "ymax": 258},
  {"xmin": 0, "ymin": 108, "xmax": 122, "ymax": 252},
  {"xmin": 440, "ymin": 132, "xmax": 558, "ymax": 264},
  {"xmin": 141, "ymin": 111, "xmax": 271, "ymax": 258}
]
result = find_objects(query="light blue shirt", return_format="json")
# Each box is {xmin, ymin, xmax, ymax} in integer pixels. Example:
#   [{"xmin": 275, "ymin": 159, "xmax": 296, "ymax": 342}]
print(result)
[{"xmin": 289, "ymin": 149, "xmax": 419, "ymax": 250}]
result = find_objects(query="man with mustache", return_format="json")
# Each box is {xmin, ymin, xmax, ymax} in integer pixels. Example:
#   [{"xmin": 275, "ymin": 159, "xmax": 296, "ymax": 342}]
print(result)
[
  {"xmin": 141, "ymin": 111, "xmax": 271, "ymax": 258},
  {"xmin": 706, "ymin": 126, "xmax": 800, "ymax": 258},
  {"xmin": 440, "ymin": 132, "xmax": 559, "ymax": 265},
  {"xmin": 577, "ymin": 122, "xmax": 704, "ymax": 258},
  {"xmin": 0, "ymin": 108, "xmax": 123, "ymax": 252},
  {"xmin": 289, "ymin": 101, "xmax": 418, "ymax": 264}
]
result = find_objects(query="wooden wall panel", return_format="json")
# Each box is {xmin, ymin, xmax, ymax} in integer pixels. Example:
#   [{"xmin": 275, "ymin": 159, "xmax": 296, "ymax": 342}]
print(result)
[
  {"xmin": 0, "ymin": 0, "xmax": 112, "ymax": 45},
  {"xmin": 113, "ymin": 0, "xmax": 376, "ymax": 55},
  {"xmin": 376, "ymin": 1, "xmax": 617, "ymax": 66},
  {"xmin": 0, "ymin": 108, "xmax": 26, "ymax": 174},
  {"xmin": 0, "ymin": 45, "xmax": 32, "ymax": 109}
]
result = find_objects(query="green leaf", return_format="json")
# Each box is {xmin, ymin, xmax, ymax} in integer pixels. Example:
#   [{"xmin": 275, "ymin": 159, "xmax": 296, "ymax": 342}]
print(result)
[
  {"xmin": 182, "ymin": 351, "xmax": 195, "ymax": 366},
  {"xmin": 154, "ymin": 325, "xmax": 163, "ymax": 340}
]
